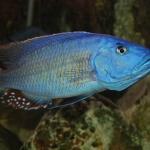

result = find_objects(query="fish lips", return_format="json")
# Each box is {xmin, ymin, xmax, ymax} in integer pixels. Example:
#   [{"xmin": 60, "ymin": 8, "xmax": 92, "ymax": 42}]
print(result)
[
  {"xmin": 133, "ymin": 55, "xmax": 150, "ymax": 78},
  {"xmin": 134, "ymin": 55, "xmax": 150, "ymax": 70}
]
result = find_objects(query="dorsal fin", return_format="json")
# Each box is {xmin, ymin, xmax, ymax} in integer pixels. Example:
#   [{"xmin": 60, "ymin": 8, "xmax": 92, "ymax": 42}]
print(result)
[{"xmin": 0, "ymin": 32, "xmax": 91, "ymax": 69}]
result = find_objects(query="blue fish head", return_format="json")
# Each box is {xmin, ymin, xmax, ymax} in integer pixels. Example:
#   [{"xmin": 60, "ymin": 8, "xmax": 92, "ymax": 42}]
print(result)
[{"xmin": 94, "ymin": 35, "xmax": 150, "ymax": 91}]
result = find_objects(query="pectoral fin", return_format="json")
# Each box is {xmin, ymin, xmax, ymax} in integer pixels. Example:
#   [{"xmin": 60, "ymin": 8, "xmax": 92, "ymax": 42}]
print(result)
[{"xmin": 48, "ymin": 93, "xmax": 94, "ymax": 109}]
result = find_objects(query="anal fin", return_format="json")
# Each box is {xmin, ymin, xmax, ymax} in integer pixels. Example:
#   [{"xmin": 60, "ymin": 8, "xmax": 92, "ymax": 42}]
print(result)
[{"xmin": 0, "ymin": 89, "xmax": 52, "ymax": 110}]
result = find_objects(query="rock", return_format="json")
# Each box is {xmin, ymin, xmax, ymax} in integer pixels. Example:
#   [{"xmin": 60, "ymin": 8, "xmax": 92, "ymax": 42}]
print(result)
[
  {"xmin": 21, "ymin": 96, "xmax": 150, "ymax": 150},
  {"xmin": 127, "ymin": 95, "xmax": 150, "ymax": 141}
]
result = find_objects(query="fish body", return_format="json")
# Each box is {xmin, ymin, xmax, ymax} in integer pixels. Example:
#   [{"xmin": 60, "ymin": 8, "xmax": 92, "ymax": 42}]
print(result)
[{"xmin": 0, "ymin": 32, "xmax": 150, "ymax": 109}]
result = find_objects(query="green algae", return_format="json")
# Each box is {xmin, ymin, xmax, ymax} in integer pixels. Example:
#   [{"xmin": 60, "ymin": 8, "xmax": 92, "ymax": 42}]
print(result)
[
  {"xmin": 114, "ymin": 0, "xmax": 145, "ymax": 45},
  {"xmin": 132, "ymin": 96, "xmax": 150, "ymax": 141}
]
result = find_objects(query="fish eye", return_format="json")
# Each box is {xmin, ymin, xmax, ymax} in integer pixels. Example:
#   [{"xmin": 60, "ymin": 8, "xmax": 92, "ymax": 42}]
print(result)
[{"xmin": 116, "ymin": 46, "xmax": 127, "ymax": 55}]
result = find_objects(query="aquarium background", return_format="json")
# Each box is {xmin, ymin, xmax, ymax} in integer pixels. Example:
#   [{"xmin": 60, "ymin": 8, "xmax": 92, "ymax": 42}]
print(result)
[{"xmin": 0, "ymin": 0, "xmax": 150, "ymax": 150}]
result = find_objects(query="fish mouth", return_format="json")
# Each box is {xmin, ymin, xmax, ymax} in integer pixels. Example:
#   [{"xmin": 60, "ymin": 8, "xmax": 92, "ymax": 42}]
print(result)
[
  {"xmin": 134, "ymin": 55, "xmax": 150, "ymax": 71},
  {"xmin": 131, "ymin": 55, "xmax": 150, "ymax": 80},
  {"xmin": 119, "ymin": 55, "xmax": 150, "ymax": 89}
]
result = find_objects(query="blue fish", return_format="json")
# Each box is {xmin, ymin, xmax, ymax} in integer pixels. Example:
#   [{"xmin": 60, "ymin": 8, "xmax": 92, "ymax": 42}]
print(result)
[{"xmin": 0, "ymin": 32, "xmax": 150, "ymax": 110}]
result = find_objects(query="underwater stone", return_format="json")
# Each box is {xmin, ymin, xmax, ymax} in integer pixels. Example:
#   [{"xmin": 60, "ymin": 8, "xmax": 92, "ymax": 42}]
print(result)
[{"xmin": 21, "ymin": 96, "xmax": 150, "ymax": 150}]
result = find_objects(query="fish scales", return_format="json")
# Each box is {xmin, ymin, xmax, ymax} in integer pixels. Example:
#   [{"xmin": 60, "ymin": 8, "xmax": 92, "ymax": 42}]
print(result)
[
  {"xmin": 0, "ymin": 31, "xmax": 150, "ymax": 109},
  {"xmin": 0, "ymin": 34, "xmax": 101, "ymax": 98}
]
